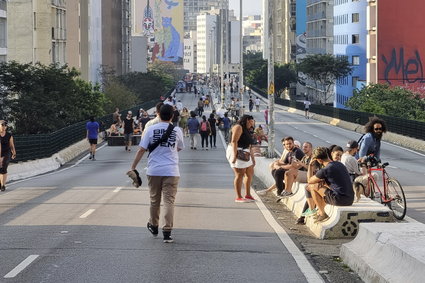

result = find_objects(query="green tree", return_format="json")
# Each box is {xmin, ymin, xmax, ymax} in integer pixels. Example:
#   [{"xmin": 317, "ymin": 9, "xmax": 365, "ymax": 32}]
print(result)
[
  {"xmin": 0, "ymin": 61, "xmax": 106, "ymax": 134},
  {"xmin": 346, "ymin": 83, "xmax": 425, "ymax": 121},
  {"xmin": 103, "ymin": 79, "xmax": 137, "ymax": 113},
  {"xmin": 298, "ymin": 54, "xmax": 352, "ymax": 104}
]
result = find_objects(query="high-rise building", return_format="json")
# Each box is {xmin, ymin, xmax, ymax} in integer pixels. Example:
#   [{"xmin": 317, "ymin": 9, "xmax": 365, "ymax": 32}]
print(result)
[
  {"xmin": 184, "ymin": 32, "xmax": 197, "ymax": 73},
  {"xmin": 334, "ymin": 0, "xmax": 367, "ymax": 109},
  {"xmin": 7, "ymin": 0, "xmax": 66, "ymax": 65},
  {"xmin": 0, "ymin": 0, "xmax": 6, "ymax": 62},
  {"xmin": 242, "ymin": 15, "xmax": 263, "ymax": 53},
  {"xmin": 184, "ymin": 0, "xmax": 228, "ymax": 34},
  {"xmin": 275, "ymin": 0, "xmax": 296, "ymax": 64},
  {"xmin": 196, "ymin": 13, "xmax": 217, "ymax": 74}
]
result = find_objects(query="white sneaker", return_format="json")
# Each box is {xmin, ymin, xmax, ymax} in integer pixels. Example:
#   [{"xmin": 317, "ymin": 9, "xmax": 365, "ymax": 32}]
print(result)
[{"xmin": 256, "ymin": 189, "xmax": 268, "ymax": 196}]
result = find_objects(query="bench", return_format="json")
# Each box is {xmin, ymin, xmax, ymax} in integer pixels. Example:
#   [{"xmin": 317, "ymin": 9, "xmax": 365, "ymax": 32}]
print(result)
[
  {"xmin": 253, "ymin": 156, "xmax": 394, "ymax": 239},
  {"xmin": 107, "ymin": 135, "xmax": 141, "ymax": 146},
  {"xmin": 341, "ymin": 223, "xmax": 425, "ymax": 282}
]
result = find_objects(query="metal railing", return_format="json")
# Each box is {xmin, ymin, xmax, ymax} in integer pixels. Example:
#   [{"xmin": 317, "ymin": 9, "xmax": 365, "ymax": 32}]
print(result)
[
  {"xmin": 12, "ymin": 89, "xmax": 173, "ymax": 163},
  {"xmin": 249, "ymin": 85, "xmax": 425, "ymax": 141}
]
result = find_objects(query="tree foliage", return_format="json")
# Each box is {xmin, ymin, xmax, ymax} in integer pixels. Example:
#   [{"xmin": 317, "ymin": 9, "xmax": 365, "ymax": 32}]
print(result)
[
  {"xmin": 243, "ymin": 51, "xmax": 297, "ymax": 95},
  {"xmin": 298, "ymin": 54, "xmax": 352, "ymax": 104},
  {"xmin": 0, "ymin": 61, "xmax": 106, "ymax": 134},
  {"xmin": 347, "ymin": 83, "xmax": 425, "ymax": 121}
]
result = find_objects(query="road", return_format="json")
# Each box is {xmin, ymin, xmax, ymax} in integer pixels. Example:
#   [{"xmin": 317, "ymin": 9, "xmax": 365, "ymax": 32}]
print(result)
[{"xmin": 0, "ymin": 93, "xmax": 320, "ymax": 282}]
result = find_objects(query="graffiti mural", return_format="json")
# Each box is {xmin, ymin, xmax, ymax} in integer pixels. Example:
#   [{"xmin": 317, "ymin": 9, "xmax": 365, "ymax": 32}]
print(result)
[
  {"xmin": 378, "ymin": 0, "xmax": 425, "ymax": 96},
  {"xmin": 133, "ymin": 0, "xmax": 183, "ymax": 63}
]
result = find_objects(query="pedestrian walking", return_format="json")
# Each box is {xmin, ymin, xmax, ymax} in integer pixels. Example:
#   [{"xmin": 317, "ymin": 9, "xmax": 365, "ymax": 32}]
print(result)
[
  {"xmin": 304, "ymin": 99, "xmax": 311, "ymax": 119},
  {"xmin": 0, "ymin": 120, "xmax": 16, "ymax": 191},
  {"xmin": 187, "ymin": 111, "xmax": 200, "ymax": 150},
  {"xmin": 197, "ymin": 98, "xmax": 204, "ymax": 117},
  {"xmin": 222, "ymin": 112, "xmax": 231, "ymax": 143},
  {"xmin": 199, "ymin": 115, "xmax": 211, "ymax": 150},
  {"xmin": 208, "ymin": 113, "xmax": 217, "ymax": 148},
  {"xmin": 249, "ymin": 98, "xmax": 254, "ymax": 112},
  {"xmin": 179, "ymin": 107, "xmax": 190, "ymax": 137},
  {"xmin": 123, "ymin": 111, "xmax": 134, "ymax": 151},
  {"xmin": 255, "ymin": 97, "xmax": 260, "ymax": 112},
  {"xmin": 130, "ymin": 104, "xmax": 184, "ymax": 243},
  {"xmin": 86, "ymin": 116, "xmax": 99, "ymax": 160}
]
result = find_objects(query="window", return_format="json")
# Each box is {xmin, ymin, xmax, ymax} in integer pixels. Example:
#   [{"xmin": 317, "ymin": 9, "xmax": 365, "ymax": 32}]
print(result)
[
  {"xmin": 352, "ymin": 76, "xmax": 359, "ymax": 87},
  {"xmin": 352, "ymin": 13, "xmax": 359, "ymax": 23},
  {"xmin": 352, "ymin": 56, "xmax": 360, "ymax": 65},
  {"xmin": 352, "ymin": 34, "xmax": 359, "ymax": 44}
]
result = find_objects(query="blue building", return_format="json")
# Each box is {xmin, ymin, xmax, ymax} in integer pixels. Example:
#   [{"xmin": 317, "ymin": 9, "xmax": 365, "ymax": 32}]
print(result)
[{"xmin": 333, "ymin": 0, "xmax": 367, "ymax": 109}]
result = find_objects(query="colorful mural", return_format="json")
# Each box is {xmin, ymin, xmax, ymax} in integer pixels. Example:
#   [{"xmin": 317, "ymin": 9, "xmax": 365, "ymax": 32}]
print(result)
[
  {"xmin": 133, "ymin": 0, "xmax": 183, "ymax": 63},
  {"xmin": 378, "ymin": 0, "xmax": 425, "ymax": 96}
]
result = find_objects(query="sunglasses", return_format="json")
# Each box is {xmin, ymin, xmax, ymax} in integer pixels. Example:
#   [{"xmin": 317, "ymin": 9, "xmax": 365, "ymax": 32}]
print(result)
[{"xmin": 374, "ymin": 127, "xmax": 383, "ymax": 131}]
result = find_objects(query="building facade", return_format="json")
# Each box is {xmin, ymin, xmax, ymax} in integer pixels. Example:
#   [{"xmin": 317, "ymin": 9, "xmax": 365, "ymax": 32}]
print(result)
[
  {"xmin": 242, "ymin": 15, "xmax": 262, "ymax": 53},
  {"xmin": 184, "ymin": 0, "xmax": 228, "ymax": 34},
  {"xmin": 7, "ymin": 0, "xmax": 67, "ymax": 65},
  {"xmin": 275, "ymin": 0, "xmax": 296, "ymax": 64},
  {"xmin": 196, "ymin": 13, "xmax": 217, "ymax": 74},
  {"xmin": 0, "ymin": 0, "xmax": 6, "ymax": 62},
  {"xmin": 183, "ymin": 34, "xmax": 197, "ymax": 73},
  {"xmin": 334, "ymin": 0, "xmax": 367, "ymax": 108}
]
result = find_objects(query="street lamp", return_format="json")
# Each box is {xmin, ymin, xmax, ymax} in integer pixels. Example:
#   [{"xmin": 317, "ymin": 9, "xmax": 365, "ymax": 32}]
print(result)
[
  {"xmin": 267, "ymin": 0, "xmax": 275, "ymax": 158},
  {"xmin": 239, "ymin": 0, "xmax": 244, "ymax": 109}
]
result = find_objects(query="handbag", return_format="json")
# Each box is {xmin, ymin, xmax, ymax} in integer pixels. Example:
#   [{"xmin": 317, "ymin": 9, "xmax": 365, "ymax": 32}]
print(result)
[{"xmin": 236, "ymin": 149, "xmax": 251, "ymax": 162}]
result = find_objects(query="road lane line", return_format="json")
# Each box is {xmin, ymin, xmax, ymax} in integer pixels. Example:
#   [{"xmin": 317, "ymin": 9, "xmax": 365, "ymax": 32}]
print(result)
[
  {"xmin": 4, "ymin": 255, "xmax": 39, "ymax": 278},
  {"xmin": 113, "ymin": 187, "xmax": 122, "ymax": 193},
  {"xmin": 252, "ymin": 190, "xmax": 324, "ymax": 283},
  {"xmin": 79, "ymin": 209, "xmax": 95, "ymax": 219}
]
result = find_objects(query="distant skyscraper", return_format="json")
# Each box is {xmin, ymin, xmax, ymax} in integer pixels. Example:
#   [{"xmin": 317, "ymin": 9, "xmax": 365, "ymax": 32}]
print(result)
[
  {"xmin": 0, "ymin": 0, "xmax": 6, "ymax": 62},
  {"xmin": 184, "ymin": 0, "xmax": 228, "ymax": 34}
]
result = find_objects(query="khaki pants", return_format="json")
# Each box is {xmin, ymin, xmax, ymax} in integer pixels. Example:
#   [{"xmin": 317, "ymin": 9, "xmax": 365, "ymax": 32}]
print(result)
[{"xmin": 147, "ymin": 176, "xmax": 180, "ymax": 232}]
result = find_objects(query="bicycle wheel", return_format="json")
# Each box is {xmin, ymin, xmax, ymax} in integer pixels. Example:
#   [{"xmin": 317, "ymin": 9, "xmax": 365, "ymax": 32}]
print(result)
[{"xmin": 385, "ymin": 178, "xmax": 407, "ymax": 220}]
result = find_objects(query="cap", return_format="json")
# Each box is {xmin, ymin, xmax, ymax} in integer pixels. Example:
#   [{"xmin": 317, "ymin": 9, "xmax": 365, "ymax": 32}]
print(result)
[
  {"xmin": 294, "ymin": 140, "xmax": 301, "ymax": 148},
  {"xmin": 346, "ymin": 140, "xmax": 359, "ymax": 150}
]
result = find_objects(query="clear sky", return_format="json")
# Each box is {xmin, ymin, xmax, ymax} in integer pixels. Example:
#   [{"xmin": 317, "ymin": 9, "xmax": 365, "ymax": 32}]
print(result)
[{"xmin": 229, "ymin": 0, "xmax": 262, "ymax": 17}]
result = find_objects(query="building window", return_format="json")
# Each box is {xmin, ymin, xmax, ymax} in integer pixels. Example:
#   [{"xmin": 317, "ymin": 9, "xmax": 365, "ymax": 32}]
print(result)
[
  {"xmin": 352, "ymin": 56, "xmax": 360, "ymax": 65},
  {"xmin": 352, "ymin": 76, "xmax": 359, "ymax": 87},
  {"xmin": 352, "ymin": 34, "xmax": 359, "ymax": 44},
  {"xmin": 352, "ymin": 13, "xmax": 359, "ymax": 23}
]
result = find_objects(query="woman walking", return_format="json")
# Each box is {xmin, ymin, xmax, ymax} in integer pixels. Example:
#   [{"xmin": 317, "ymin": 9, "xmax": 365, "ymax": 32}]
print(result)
[
  {"xmin": 0, "ymin": 121, "xmax": 16, "ymax": 191},
  {"xmin": 179, "ymin": 107, "xmax": 190, "ymax": 137},
  {"xmin": 226, "ymin": 115, "xmax": 256, "ymax": 202},
  {"xmin": 199, "ymin": 115, "xmax": 211, "ymax": 150},
  {"xmin": 208, "ymin": 113, "xmax": 217, "ymax": 148}
]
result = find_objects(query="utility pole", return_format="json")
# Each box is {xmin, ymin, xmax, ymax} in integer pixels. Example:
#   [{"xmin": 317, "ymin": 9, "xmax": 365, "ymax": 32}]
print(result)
[
  {"xmin": 220, "ymin": 1, "xmax": 225, "ymax": 106},
  {"xmin": 239, "ymin": 0, "xmax": 244, "ymax": 109},
  {"xmin": 267, "ymin": 0, "xmax": 275, "ymax": 158}
]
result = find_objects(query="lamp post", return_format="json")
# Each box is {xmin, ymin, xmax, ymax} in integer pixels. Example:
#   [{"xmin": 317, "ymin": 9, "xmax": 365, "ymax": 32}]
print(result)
[
  {"xmin": 267, "ymin": 0, "xmax": 275, "ymax": 158},
  {"xmin": 239, "ymin": 0, "xmax": 244, "ymax": 109},
  {"xmin": 220, "ymin": 1, "xmax": 225, "ymax": 106}
]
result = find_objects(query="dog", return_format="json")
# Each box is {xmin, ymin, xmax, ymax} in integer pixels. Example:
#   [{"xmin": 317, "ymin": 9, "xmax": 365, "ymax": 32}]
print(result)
[{"xmin": 353, "ymin": 181, "xmax": 364, "ymax": 202}]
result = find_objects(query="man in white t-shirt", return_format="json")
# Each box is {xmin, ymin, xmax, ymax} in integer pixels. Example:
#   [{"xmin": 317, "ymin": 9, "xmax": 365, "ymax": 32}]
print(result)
[
  {"xmin": 131, "ymin": 104, "xmax": 184, "ymax": 243},
  {"xmin": 303, "ymin": 99, "xmax": 311, "ymax": 119},
  {"xmin": 255, "ymin": 97, "xmax": 261, "ymax": 112}
]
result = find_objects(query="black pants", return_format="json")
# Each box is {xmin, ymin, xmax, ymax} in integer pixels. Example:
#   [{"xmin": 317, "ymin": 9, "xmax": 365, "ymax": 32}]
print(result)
[
  {"xmin": 200, "ymin": 131, "xmax": 209, "ymax": 148},
  {"xmin": 209, "ymin": 133, "xmax": 216, "ymax": 147},
  {"xmin": 272, "ymin": 168, "xmax": 286, "ymax": 195}
]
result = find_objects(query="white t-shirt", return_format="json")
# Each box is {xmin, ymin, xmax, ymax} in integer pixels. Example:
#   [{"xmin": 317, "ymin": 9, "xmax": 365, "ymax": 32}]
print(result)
[
  {"xmin": 304, "ymin": 100, "xmax": 311, "ymax": 109},
  {"xmin": 255, "ymin": 98, "xmax": 260, "ymax": 106},
  {"xmin": 139, "ymin": 122, "xmax": 185, "ymax": 176},
  {"xmin": 341, "ymin": 152, "xmax": 362, "ymax": 175}
]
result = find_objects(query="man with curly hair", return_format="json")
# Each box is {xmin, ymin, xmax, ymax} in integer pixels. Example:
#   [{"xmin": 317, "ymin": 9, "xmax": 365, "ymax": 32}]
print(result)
[{"xmin": 357, "ymin": 117, "xmax": 387, "ymax": 161}]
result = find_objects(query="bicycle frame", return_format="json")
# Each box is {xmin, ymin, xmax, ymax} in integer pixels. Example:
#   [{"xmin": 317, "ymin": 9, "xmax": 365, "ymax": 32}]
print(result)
[{"xmin": 366, "ymin": 165, "xmax": 392, "ymax": 203}]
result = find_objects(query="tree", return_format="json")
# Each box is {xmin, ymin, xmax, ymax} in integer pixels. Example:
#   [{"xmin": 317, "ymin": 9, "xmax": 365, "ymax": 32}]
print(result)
[
  {"xmin": 346, "ymin": 83, "xmax": 425, "ymax": 121},
  {"xmin": 0, "ymin": 61, "xmax": 106, "ymax": 134},
  {"xmin": 103, "ymin": 79, "xmax": 137, "ymax": 113},
  {"xmin": 298, "ymin": 54, "xmax": 352, "ymax": 104}
]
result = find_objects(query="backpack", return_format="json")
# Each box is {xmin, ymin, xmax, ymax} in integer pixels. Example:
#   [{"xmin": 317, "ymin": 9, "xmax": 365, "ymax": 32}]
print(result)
[{"xmin": 200, "ymin": 121, "xmax": 207, "ymax": 131}]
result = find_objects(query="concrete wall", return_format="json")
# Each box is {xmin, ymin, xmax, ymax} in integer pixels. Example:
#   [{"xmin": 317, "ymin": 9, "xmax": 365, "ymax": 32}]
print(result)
[
  {"xmin": 102, "ymin": 0, "xmax": 123, "ymax": 75},
  {"xmin": 66, "ymin": 0, "xmax": 80, "ymax": 70},
  {"xmin": 89, "ymin": 0, "xmax": 102, "ymax": 83},
  {"xmin": 130, "ymin": 36, "xmax": 147, "ymax": 73}
]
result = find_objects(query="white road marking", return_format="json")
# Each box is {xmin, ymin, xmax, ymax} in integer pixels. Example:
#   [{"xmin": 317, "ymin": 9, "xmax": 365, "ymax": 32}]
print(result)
[
  {"xmin": 79, "ymin": 209, "xmax": 95, "ymax": 219},
  {"xmin": 252, "ymin": 190, "xmax": 324, "ymax": 283},
  {"xmin": 325, "ymin": 141, "xmax": 332, "ymax": 144},
  {"xmin": 113, "ymin": 187, "xmax": 122, "ymax": 193},
  {"xmin": 4, "ymin": 255, "xmax": 39, "ymax": 278},
  {"xmin": 388, "ymin": 166, "xmax": 398, "ymax": 169},
  {"xmin": 313, "ymin": 135, "xmax": 318, "ymax": 137}
]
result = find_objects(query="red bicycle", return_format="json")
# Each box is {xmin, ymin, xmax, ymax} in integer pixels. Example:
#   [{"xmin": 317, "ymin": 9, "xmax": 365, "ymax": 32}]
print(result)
[{"xmin": 356, "ymin": 157, "xmax": 407, "ymax": 220}]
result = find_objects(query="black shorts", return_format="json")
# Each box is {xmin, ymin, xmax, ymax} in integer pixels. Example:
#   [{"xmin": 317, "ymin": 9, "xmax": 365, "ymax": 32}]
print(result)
[
  {"xmin": 324, "ymin": 189, "xmax": 353, "ymax": 206},
  {"xmin": 0, "ymin": 153, "xmax": 11, "ymax": 174},
  {"xmin": 89, "ymin": 139, "xmax": 98, "ymax": 145}
]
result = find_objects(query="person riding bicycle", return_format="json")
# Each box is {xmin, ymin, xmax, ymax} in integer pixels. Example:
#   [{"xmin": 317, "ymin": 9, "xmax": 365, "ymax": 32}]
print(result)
[{"xmin": 357, "ymin": 117, "xmax": 387, "ymax": 162}]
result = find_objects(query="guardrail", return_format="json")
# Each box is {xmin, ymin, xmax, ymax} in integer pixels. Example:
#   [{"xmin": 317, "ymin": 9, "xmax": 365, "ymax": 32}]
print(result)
[
  {"xmin": 248, "ymin": 85, "xmax": 425, "ymax": 141},
  {"xmin": 13, "ymin": 88, "xmax": 174, "ymax": 163}
]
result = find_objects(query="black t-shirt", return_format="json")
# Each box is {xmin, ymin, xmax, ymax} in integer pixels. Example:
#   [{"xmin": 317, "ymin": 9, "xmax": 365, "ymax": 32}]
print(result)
[
  {"xmin": 0, "ymin": 132, "xmax": 11, "ymax": 157},
  {"xmin": 172, "ymin": 110, "xmax": 180, "ymax": 123},
  {"xmin": 123, "ymin": 118, "xmax": 134, "ymax": 134},
  {"xmin": 316, "ymin": 161, "xmax": 354, "ymax": 200},
  {"xmin": 139, "ymin": 117, "xmax": 151, "ymax": 131},
  {"xmin": 237, "ymin": 128, "xmax": 253, "ymax": 149},
  {"xmin": 283, "ymin": 147, "xmax": 305, "ymax": 164},
  {"xmin": 208, "ymin": 118, "xmax": 217, "ymax": 134}
]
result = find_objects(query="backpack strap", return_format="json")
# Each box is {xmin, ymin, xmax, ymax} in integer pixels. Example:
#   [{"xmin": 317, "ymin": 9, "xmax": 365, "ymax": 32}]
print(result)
[{"xmin": 147, "ymin": 123, "xmax": 175, "ymax": 156}]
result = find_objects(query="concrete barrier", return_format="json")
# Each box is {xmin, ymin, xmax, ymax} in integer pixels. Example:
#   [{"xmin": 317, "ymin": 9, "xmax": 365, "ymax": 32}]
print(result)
[
  {"xmin": 340, "ymin": 223, "xmax": 425, "ymax": 283},
  {"xmin": 254, "ymin": 156, "xmax": 394, "ymax": 239}
]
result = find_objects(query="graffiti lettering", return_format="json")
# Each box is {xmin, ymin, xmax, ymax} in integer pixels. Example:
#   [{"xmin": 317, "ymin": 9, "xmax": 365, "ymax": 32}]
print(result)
[{"xmin": 382, "ymin": 48, "xmax": 425, "ymax": 85}]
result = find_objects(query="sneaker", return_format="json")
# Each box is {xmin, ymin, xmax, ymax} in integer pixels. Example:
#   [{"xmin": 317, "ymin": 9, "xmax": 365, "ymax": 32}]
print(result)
[
  {"xmin": 0, "ymin": 185, "xmax": 5, "ymax": 192},
  {"xmin": 302, "ymin": 208, "xmax": 318, "ymax": 217},
  {"xmin": 92, "ymin": 157, "xmax": 96, "ymax": 161},
  {"xmin": 278, "ymin": 191, "xmax": 293, "ymax": 198},
  {"xmin": 89, "ymin": 155, "xmax": 92, "ymax": 160},
  {"xmin": 244, "ymin": 195, "xmax": 255, "ymax": 202},
  {"xmin": 315, "ymin": 213, "xmax": 330, "ymax": 223},
  {"xmin": 147, "ymin": 222, "xmax": 158, "ymax": 237},
  {"xmin": 235, "ymin": 197, "xmax": 248, "ymax": 203},
  {"xmin": 256, "ymin": 189, "xmax": 268, "ymax": 196},
  {"xmin": 296, "ymin": 216, "xmax": 305, "ymax": 225},
  {"xmin": 163, "ymin": 231, "xmax": 174, "ymax": 243}
]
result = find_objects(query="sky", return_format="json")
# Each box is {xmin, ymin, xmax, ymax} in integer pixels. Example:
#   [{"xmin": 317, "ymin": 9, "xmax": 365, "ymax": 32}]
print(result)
[{"xmin": 229, "ymin": 0, "xmax": 263, "ymax": 17}]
